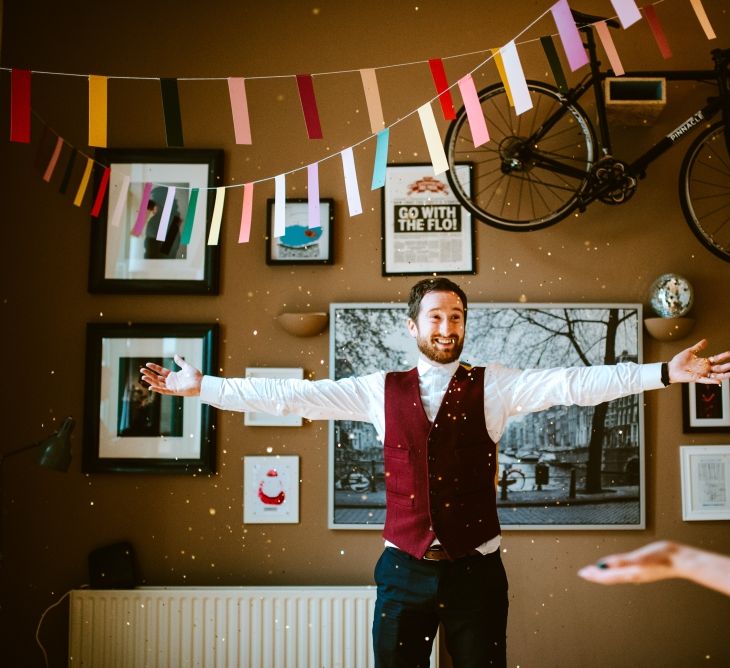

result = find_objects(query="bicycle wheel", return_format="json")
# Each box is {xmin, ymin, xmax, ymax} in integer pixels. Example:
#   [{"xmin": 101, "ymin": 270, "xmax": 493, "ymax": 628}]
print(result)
[
  {"xmin": 679, "ymin": 121, "xmax": 730, "ymax": 263},
  {"xmin": 445, "ymin": 80, "xmax": 596, "ymax": 231}
]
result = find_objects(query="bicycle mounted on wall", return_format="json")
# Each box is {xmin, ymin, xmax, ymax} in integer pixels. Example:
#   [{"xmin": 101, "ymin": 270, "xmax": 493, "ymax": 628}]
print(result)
[{"xmin": 444, "ymin": 9, "xmax": 730, "ymax": 262}]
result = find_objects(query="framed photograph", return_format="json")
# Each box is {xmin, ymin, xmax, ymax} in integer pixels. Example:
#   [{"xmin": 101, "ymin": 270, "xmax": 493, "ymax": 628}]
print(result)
[
  {"xmin": 266, "ymin": 198, "xmax": 334, "ymax": 265},
  {"xmin": 381, "ymin": 163, "xmax": 474, "ymax": 276},
  {"xmin": 329, "ymin": 303, "xmax": 644, "ymax": 530},
  {"xmin": 83, "ymin": 323, "xmax": 218, "ymax": 474},
  {"xmin": 243, "ymin": 368, "xmax": 304, "ymax": 427},
  {"xmin": 89, "ymin": 148, "xmax": 224, "ymax": 294},
  {"xmin": 243, "ymin": 456, "xmax": 300, "ymax": 524},
  {"xmin": 680, "ymin": 445, "xmax": 730, "ymax": 520},
  {"xmin": 682, "ymin": 380, "xmax": 730, "ymax": 432}
]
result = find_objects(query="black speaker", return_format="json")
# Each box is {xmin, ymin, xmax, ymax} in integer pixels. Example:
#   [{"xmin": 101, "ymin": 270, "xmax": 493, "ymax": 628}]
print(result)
[{"xmin": 88, "ymin": 541, "xmax": 138, "ymax": 589}]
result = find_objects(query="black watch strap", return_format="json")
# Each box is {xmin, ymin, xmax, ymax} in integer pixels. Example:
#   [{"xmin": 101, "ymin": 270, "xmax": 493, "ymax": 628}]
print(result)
[{"xmin": 661, "ymin": 362, "xmax": 670, "ymax": 387}]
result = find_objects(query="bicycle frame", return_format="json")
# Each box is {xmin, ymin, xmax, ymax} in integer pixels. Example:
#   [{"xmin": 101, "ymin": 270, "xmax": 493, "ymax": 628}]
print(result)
[{"xmin": 526, "ymin": 26, "xmax": 729, "ymax": 198}]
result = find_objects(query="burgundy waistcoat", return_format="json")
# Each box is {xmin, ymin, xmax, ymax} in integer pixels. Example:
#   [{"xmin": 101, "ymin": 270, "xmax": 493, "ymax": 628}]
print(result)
[{"xmin": 382, "ymin": 365, "xmax": 500, "ymax": 559}]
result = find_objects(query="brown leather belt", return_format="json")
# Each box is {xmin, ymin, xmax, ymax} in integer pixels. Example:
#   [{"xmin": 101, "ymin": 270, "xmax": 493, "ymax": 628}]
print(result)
[{"xmin": 422, "ymin": 546, "xmax": 481, "ymax": 561}]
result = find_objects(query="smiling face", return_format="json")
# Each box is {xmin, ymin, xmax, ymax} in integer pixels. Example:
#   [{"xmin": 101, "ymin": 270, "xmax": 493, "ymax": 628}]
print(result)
[{"xmin": 407, "ymin": 290, "xmax": 466, "ymax": 364}]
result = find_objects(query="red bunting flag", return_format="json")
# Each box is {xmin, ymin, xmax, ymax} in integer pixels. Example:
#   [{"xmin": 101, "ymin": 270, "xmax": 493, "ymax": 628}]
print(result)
[
  {"xmin": 10, "ymin": 69, "xmax": 31, "ymax": 143},
  {"xmin": 642, "ymin": 5, "xmax": 672, "ymax": 59},
  {"xmin": 91, "ymin": 166, "xmax": 111, "ymax": 218},
  {"xmin": 428, "ymin": 58, "xmax": 456, "ymax": 121},
  {"xmin": 296, "ymin": 74, "xmax": 323, "ymax": 139}
]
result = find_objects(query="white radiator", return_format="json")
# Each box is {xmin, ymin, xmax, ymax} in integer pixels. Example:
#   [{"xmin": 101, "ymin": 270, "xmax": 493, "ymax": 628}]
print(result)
[{"xmin": 68, "ymin": 586, "xmax": 439, "ymax": 668}]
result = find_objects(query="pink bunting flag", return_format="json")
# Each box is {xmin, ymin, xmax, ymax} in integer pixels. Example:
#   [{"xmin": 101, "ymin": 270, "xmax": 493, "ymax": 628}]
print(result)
[
  {"xmin": 274, "ymin": 174, "xmax": 286, "ymax": 237},
  {"xmin": 43, "ymin": 137, "xmax": 64, "ymax": 182},
  {"xmin": 131, "ymin": 182, "xmax": 154, "ymax": 236},
  {"xmin": 360, "ymin": 69, "xmax": 385, "ymax": 135},
  {"xmin": 156, "ymin": 186, "xmax": 176, "ymax": 241},
  {"xmin": 10, "ymin": 69, "xmax": 31, "ymax": 143},
  {"xmin": 296, "ymin": 74, "xmax": 323, "ymax": 139},
  {"xmin": 642, "ymin": 5, "xmax": 672, "ymax": 59},
  {"xmin": 307, "ymin": 163, "xmax": 320, "ymax": 228},
  {"xmin": 90, "ymin": 166, "xmax": 111, "ymax": 218},
  {"xmin": 428, "ymin": 58, "xmax": 456, "ymax": 121},
  {"xmin": 457, "ymin": 74, "xmax": 489, "ymax": 148},
  {"xmin": 340, "ymin": 147, "xmax": 362, "ymax": 217},
  {"xmin": 609, "ymin": 0, "xmax": 642, "ymax": 29},
  {"xmin": 109, "ymin": 174, "xmax": 130, "ymax": 228},
  {"xmin": 499, "ymin": 42, "xmax": 533, "ymax": 115},
  {"xmin": 550, "ymin": 0, "xmax": 589, "ymax": 72},
  {"xmin": 239, "ymin": 182, "xmax": 254, "ymax": 243},
  {"xmin": 228, "ymin": 77, "xmax": 253, "ymax": 144},
  {"xmin": 689, "ymin": 0, "xmax": 716, "ymax": 40},
  {"xmin": 595, "ymin": 21, "xmax": 624, "ymax": 76}
]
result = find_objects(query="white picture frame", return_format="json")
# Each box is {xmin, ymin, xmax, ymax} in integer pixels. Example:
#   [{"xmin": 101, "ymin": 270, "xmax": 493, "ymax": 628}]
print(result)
[
  {"xmin": 243, "ymin": 455, "xmax": 300, "ymax": 524},
  {"xmin": 680, "ymin": 445, "xmax": 730, "ymax": 521},
  {"xmin": 243, "ymin": 368, "xmax": 304, "ymax": 427}
]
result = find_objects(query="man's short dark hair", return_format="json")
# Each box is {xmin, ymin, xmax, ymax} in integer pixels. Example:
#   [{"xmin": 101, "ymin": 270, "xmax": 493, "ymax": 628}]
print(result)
[{"xmin": 407, "ymin": 277, "xmax": 468, "ymax": 322}]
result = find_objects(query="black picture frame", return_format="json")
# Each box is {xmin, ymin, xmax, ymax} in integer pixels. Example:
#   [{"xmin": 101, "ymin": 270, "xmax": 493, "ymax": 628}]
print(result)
[
  {"xmin": 265, "ymin": 197, "xmax": 334, "ymax": 265},
  {"xmin": 682, "ymin": 380, "xmax": 730, "ymax": 433},
  {"xmin": 83, "ymin": 322, "xmax": 218, "ymax": 474},
  {"xmin": 381, "ymin": 163, "xmax": 475, "ymax": 276},
  {"xmin": 89, "ymin": 148, "xmax": 224, "ymax": 294}
]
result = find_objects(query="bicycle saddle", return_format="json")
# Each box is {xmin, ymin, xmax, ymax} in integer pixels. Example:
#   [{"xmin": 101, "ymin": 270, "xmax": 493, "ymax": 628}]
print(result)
[{"xmin": 571, "ymin": 9, "xmax": 621, "ymax": 29}]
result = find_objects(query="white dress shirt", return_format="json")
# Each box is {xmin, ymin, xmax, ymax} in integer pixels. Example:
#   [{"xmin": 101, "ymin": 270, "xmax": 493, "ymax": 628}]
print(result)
[{"xmin": 200, "ymin": 359, "xmax": 663, "ymax": 554}]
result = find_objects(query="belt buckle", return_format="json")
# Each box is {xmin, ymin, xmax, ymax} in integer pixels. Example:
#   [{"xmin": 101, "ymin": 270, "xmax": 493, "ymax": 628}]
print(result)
[{"xmin": 423, "ymin": 547, "xmax": 446, "ymax": 561}]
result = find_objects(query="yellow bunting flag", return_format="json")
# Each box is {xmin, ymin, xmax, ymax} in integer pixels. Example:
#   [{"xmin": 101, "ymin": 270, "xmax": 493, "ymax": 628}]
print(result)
[
  {"xmin": 88, "ymin": 75, "xmax": 108, "ymax": 147},
  {"xmin": 417, "ymin": 103, "xmax": 449, "ymax": 175},
  {"xmin": 73, "ymin": 158, "xmax": 94, "ymax": 207},
  {"xmin": 491, "ymin": 48, "xmax": 514, "ymax": 107},
  {"xmin": 689, "ymin": 0, "xmax": 716, "ymax": 40},
  {"xmin": 207, "ymin": 187, "xmax": 226, "ymax": 245}
]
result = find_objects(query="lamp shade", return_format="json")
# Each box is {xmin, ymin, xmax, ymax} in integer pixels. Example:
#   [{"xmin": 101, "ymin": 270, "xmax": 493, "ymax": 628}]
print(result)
[{"xmin": 37, "ymin": 417, "xmax": 74, "ymax": 472}]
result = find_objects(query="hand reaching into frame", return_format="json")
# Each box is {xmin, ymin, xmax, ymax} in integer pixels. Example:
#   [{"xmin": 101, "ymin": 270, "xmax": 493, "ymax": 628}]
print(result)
[
  {"xmin": 140, "ymin": 354, "xmax": 203, "ymax": 396},
  {"xmin": 668, "ymin": 339, "xmax": 730, "ymax": 384}
]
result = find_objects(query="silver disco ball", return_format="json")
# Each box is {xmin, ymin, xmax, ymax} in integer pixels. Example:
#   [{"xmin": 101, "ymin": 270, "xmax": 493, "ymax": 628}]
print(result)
[{"xmin": 649, "ymin": 273, "xmax": 694, "ymax": 318}]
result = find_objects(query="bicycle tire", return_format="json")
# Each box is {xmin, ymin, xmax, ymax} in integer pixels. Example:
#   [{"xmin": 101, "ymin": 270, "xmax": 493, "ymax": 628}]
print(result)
[
  {"xmin": 679, "ymin": 121, "xmax": 730, "ymax": 263},
  {"xmin": 444, "ymin": 80, "xmax": 596, "ymax": 231}
]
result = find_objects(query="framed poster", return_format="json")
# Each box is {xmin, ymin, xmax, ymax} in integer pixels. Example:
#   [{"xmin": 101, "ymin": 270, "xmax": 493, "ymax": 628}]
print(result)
[
  {"xmin": 680, "ymin": 445, "xmax": 730, "ymax": 520},
  {"xmin": 243, "ymin": 368, "xmax": 305, "ymax": 427},
  {"xmin": 682, "ymin": 380, "xmax": 730, "ymax": 432},
  {"xmin": 329, "ymin": 303, "xmax": 644, "ymax": 530},
  {"xmin": 83, "ymin": 322, "xmax": 217, "ymax": 473},
  {"xmin": 266, "ymin": 198, "xmax": 334, "ymax": 265},
  {"xmin": 381, "ymin": 163, "xmax": 474, "ymax": 276},
  {"xmin": 243, "ymin": 455, "xmax": 300, "ymax": 524},
  {"xmin": 89, "ymin": 148, "xmax": 223, "ymax": 294}
]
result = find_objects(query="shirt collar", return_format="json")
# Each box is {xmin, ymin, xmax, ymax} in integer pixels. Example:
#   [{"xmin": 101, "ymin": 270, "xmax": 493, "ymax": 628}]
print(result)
[{"xmin": 417, "ymin": 358, "xmax": 461, "ymax": 377}]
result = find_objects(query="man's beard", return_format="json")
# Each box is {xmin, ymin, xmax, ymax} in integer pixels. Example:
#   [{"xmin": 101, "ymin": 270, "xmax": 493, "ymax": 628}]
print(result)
[{"xmin": 416, "ymin": 333, "xmax": 464, "ymax": 364}]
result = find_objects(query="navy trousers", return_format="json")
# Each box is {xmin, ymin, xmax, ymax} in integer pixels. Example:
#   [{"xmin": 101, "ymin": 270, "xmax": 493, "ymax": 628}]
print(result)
[{"xmin": 372, "ymin": 547, "xmax": 508, "ymax": 668}]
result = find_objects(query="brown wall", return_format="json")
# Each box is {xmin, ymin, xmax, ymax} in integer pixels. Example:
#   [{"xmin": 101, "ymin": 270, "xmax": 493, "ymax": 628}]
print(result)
[{"xmin": 2, "ymin": 1, "xmax": 729, "ymax": 666}]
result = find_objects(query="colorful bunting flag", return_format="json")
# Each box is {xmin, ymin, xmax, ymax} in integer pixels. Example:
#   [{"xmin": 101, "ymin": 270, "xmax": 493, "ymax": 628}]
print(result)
[
  {"xmin": 59, "ymin": 148, "xmax": 78, "ymax": 194},
  {"xmin": 457, "ymin": 74, "xmax": 489, "ymax": 148},
  {"xmin": 307, "ymin": 163, "xmax": 320, "ymax": 228},
  {"xmin": 428, "ymin": 58, "xmax": 456, "ymax": 121},
  {"xmin": 642, "ymin": 5, "xmax": 672, "ymax": 59},
  {"xmin": 156, "ymin": 186, "xmax": 176, "ymax": 241},
  {"xmin": 595, "ymin": 21, "xmax": 624, "ymax": 76},
  {"xmin": 610, "ymin": 0, "xmax": 642, "ymax": 29},
  {"xmin": 550, "ymin": 0, "xmax": 589, "ymax": 72},
  {"xmin": 228, "ymin": 77, "xmax": 253, "ymax": 144},
  {"xmin": 88, "ymin": 75, "xmax": 108, "ymax": 148},
  {"xmin": 10, "ymin": 69, "xmax": 31, "ymax": 143},
  {"xmin": 160, "ymin": 77, "xmax": 184, "ymax": 147},
  {"xmin": 689, "ymin": 0, "xmax": 716, "ymax": 40},
  {"xmin": 109, "ymin": 174, "xmax": 130, "ymax": 228},
  {"xmin": 274, "ymin": 174, "xmax": 286, "ymax": 237},
  {"xmin": 360, "ymin": 68, "xmax": 385, "ymax": 135},
  {"xmin": 499, "ymin": 42, "xmax": 533, "ymax": 115},
  {"xmin": 131, "ymin": 182, "xmax": 154, "ymax": 236},
  {"xmin": 492, "ymin": 48, "xmax": 515, "ymax": 107},
  {"xmin": 239, "ymin": 183, "xmax": 254, "ymax": 243},
  {"xmin": 181, "ymin": 188, "xmax": 199, "ymax": 245},
  {"xmin": 73, "ymin": 158, "xmax": 94, "ymax": 207},
  {"xmin": 43, "ymin": 137, "xmax": 64, "ymax": 182},
  {"xmin": 296, "ymin": 74, "xmax": 323, "ymax": 140},
  {"xmin": 540, "ymin": 36, "xmax": 568, "ymax": 94},
  {"xmin": 207, "ymin": 187, "xmax": 225, "ymax": 245},
  {"xmin": 371, "ymin": 128, "xmax": 389, "ymax": 190},
  {"xmin": 340, "ymin": 147, "xmax": 362, "ymax": 217},
  {"xmin": 90, "ymin": 166, "xmax": 111, "ymax": 218},
  {"xmin": 417, "ymin": 103, "xmax": 449, "ymax": 175}
]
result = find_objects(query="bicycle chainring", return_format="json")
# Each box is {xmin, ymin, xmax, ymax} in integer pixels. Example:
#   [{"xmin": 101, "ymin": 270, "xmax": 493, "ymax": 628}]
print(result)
[{"xmin": 591, "ymin": 157, "xmax": 637, "ymax": 205}]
